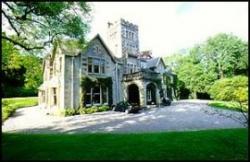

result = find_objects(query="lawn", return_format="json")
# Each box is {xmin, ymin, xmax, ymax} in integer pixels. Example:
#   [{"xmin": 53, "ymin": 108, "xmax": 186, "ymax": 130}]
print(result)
[
  {"xmin": 2, "ymin": 97, "xmax": 38, "ymax": 122},
  {"xmin": 208, "ymin": 100, "xmax": 248, "ymax": 112},
  {"xmin": 2, "ymin": 128, "xmax": 248, "ymax": 160}
]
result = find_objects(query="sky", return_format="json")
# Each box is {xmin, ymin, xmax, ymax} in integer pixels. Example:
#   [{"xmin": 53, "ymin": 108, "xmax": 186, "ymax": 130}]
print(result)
[{"xmin": 87, "ymin": 2, "xmax": 248, "ymax": 57}]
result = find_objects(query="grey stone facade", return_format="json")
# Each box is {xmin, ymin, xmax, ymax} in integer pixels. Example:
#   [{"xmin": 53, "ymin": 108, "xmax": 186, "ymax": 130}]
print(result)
[{"xmin": 38, "ymin": 19, "xmax": 175, "ymax": 112}]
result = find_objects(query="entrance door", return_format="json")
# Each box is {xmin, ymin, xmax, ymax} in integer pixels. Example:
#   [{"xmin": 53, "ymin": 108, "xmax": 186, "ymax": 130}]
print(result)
[{"xmin": 128, "ymin": 84, "xmax": 140, "ymax": 106}]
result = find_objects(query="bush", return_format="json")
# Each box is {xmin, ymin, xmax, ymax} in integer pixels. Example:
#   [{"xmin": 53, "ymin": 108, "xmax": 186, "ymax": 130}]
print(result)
[
  {"xmin": 98, "ymin": 105, "xmax": 110, "ymax": 112},
  {"xmin": 78, "ymin": 107, "xmax": 86, "ymax": 115},
  {"xmin": 3, "ymin": 86, "xmax": 37, "ymax": 98},
  {"xmin": 64, "ymin": 108, "xmax": 78, "ymax": 116},
  {"xmin": 85, "ymin": 106, "xmax": 98, "ymax": 114},
  {"xmin": 114, "ymin": 101, "xmax": 131, "ymax": 112},
  {"xmin": 209, "ymin": 76, "xmax": 248, "ymax": 111}
]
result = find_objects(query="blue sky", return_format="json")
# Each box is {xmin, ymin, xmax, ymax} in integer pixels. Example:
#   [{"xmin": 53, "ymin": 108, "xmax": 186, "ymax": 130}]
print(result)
[
  {"xmin": 87, "ymin": 2, "xmax": 248, "ymax": 57},
  {"xmin": 176, "ymin": 2, "xmax": 195, "ymax": 15}
]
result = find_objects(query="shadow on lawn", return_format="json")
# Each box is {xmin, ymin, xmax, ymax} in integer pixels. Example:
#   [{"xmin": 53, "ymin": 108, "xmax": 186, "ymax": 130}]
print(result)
[
  {"xmin": 5, "ymin": 103, "xmax": 247, "ymax": 134},
  {"xmin": 9, "ymin": 108, "xmax": 169, "ymax": 134}
]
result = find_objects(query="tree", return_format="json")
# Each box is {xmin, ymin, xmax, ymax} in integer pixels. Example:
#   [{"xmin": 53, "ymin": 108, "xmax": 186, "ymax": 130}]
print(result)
[
  {"xmin": 201, "ymin": 33, "xmax": 248, "ymax": 79},
  {"xmin": 22, "ymin": 54, "xmax": 43, "ymax": 94},
  {"xmin": 2, "ymin": 2, "xmax": 91, "ymax": 52},
  {"xmin": 2, "ymin": 37, "xmax": 43, "ymax": 97},
  {"xmin": 164, "ymin": 33, "xmax": 248, "ymax": 100},
  {"xmin": 171, "ymin": 47, "xmax": 217, "ymax": 99}
]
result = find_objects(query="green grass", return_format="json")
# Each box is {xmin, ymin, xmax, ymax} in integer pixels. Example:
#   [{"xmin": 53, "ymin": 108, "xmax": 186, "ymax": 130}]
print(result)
[
  {"xmin": 208, "ymin": 100, "xmax": 248, "ymax": 112},
  {"xmin": 2, "ymin": 128, "xmax": 248, "ymax": 160},
  {"xmin": 2, "ymin": 97, "xmax": 38, "ymax": 122}
]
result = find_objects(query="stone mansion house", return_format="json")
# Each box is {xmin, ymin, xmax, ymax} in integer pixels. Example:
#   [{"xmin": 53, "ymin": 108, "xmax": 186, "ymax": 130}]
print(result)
[{"xmin": 38, "ymin": 18, "xmax": 175, "ymax": 112}]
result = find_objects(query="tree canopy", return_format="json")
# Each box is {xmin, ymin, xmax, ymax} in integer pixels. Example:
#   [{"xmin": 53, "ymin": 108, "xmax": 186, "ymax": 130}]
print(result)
[
  {"xmin": 164, "ymin": 33, "xmax": 248, "ymax": 100},
  {"xmin": 2, "ymin": 38, "xmax": 43, "ymax": 97},
  {"xmin": 2, "ymin": 2, "xmax": 91, "ymax": 52}
]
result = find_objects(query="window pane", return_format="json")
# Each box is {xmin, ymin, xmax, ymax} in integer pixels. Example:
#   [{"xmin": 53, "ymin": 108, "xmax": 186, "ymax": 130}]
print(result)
[
  {"xmin": 100, "ymin": 60, "xmax": 105, "ymax": 73},
  {"xmin": 93, "ymin": 86, "xmax": 100, "ymax": 93},
  {"xmin": 102, "ymin": 87, "xmax": 108, "ymax": 103},
  {"xmin": 86, "ymin": 87, "xmax": 91, "ymax": 93},
  {"xmin": 88, "ymin": 65, "xmax": 92, "ymax": 73},
  {"xmin": 88, "ymin": 57, "xmax": 92, "ymax": 73},
  {"xmin": 85, "ymin": 94, "xmax": 91, "ymax": 105},
  {"xmin": 93, "ymin": 58, "xmax": 99, "ymax": 65},
  {"xmin": 93, "ymin": 94, "xmax": 100, "ymax": 104},
  {"xmin": 94, "ymin": 65, "xmax": 99, "ymax": 73},
  {"xmin": 93, "ymin": 86, "xmax": 100, "ymax": 104},
  {"xmin": 101, "ymin": 65, "xmax": 105, "ymax": 74},
  {"xmin": 88, "ymin": 57, "xmax": 92, "ymax": 63}
]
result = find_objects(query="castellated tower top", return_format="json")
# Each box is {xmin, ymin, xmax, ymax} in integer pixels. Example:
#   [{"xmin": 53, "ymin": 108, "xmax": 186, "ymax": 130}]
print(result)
[{"xmin": 107, "ymin": 18, "xmax": 140, "ymax": 58}]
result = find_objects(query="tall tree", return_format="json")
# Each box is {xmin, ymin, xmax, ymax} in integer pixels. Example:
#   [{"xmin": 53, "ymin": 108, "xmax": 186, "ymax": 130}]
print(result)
[
  {"xmin": 2, "ymin": 2, "xmax": 91, "ymax": 52},
  {"xmin": 2, "ymin": 37, "xmax": 43, "ymax": 97},
  {"xmin": 201, "ymin": 33, "xmax": 248, "ymax": 79}
]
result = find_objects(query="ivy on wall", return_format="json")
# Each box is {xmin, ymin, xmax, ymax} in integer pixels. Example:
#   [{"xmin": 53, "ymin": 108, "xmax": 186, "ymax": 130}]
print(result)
[{"xmin": 80, "ymin": 76, "xmax": 112, "ymax": 107}]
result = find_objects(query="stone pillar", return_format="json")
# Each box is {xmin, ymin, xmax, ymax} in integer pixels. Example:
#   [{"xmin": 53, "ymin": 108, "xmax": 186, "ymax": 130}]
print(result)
[{"xmin": 156, "ymin": 88, "xmax": 160, "ymax": 106}]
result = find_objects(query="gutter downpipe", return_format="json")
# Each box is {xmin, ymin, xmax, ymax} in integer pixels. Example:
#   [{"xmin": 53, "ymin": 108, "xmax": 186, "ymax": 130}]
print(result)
[
  {"xmin": 71, "ymin": 56, "xmax": 74, "ymax": 109},
  {"xmin": 116, "ymin": 62, "xmax": 119, "ymax": 103}
]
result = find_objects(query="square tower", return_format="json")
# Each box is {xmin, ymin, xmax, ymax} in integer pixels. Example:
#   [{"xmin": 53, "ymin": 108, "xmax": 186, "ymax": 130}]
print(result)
[{"xmin": 107, "ymin": 18, "xmax": 139, "ymax": 58}]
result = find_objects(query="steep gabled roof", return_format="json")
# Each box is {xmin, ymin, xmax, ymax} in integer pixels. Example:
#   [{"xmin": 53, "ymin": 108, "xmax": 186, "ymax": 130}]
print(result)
[
  {"xmin": 146, "ymin": 57, "xmax": 167, "ymax": 69},
  {"xmin": 88, "ymin": 34, "xmax": 119, "ymax": 63}
]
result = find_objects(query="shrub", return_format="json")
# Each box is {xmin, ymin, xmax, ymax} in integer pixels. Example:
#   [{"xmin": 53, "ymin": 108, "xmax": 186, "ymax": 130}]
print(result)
[
  {"xmin": 209, "ymin": 76, "xmax": 248, "ymax": 102},
  {"xmin": 64, "ymin": 108, "xmax": 78, "ymax": 116},
  {"xmin": 85, "ymin": 106, "xmax": 98, "ymax": 114},
  {"xmin": 78, "ymin": 107, "xmax": 86, "ymax": 115},
  {"xmin": 209, "ymin": 76, "xmax": 248, "ymax": 112},
  {"xmin": 114, "ymin": 101, "xmax": 131, "ymax": 112},
  {"xmin": 98, "ymin": 105, "xmax": 110, "ymax": 112}
]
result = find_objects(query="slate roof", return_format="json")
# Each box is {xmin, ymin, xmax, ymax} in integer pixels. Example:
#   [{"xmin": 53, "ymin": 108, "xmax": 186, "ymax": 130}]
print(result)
[{"xmin": 146, "ymin": 57, "xmax": 160, "ymax": 68}]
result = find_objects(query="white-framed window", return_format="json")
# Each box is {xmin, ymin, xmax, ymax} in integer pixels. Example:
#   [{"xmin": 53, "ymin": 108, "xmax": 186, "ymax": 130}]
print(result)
[
  {"xmin": 86, "ymin": 87, "xmax": 92, "ymax": 105},
  {"xmin": 85, "ymin": 86, "xmax": 108, "ymax": 106},
  {"xmin": 88, "ymin": 57, "xmax": 93, "ymax": 73},
  {"xmin": 93, "ymin": 59, "xmax": 100, "ymax": 73},
  {"xmin": 88, "ymin": 57, "xmax": 105, "ymax": 74},
  {"xmin": 93, "ymin": 86, "xmax": 101, "ymax": 104}
]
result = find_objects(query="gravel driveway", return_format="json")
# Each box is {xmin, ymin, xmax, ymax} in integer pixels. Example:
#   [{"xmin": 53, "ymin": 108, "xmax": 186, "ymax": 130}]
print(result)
[{"xmin": 2, "ymin": 100, "xmax": 247, "ymax": 134}]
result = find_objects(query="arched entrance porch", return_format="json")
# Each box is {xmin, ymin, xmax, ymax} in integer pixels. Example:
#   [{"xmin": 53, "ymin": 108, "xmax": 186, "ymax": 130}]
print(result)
[{"xmin": 127, "ymin": 84, "xmax": 140, "ymax": 106}]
